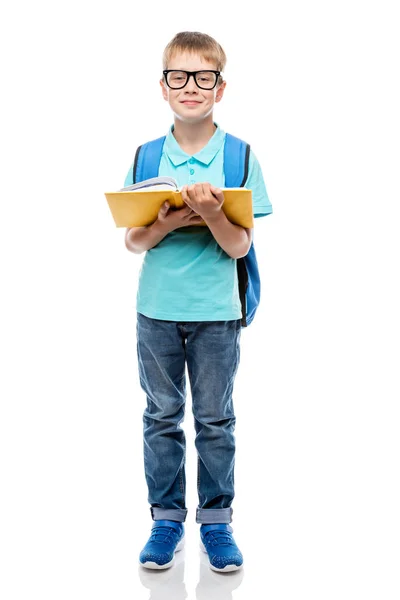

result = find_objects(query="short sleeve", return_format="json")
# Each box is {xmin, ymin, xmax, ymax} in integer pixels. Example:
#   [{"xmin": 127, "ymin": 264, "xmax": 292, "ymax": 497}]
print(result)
[{"xmin": 246, "ymin": 149, "xmax": 273, "ymax": 218}]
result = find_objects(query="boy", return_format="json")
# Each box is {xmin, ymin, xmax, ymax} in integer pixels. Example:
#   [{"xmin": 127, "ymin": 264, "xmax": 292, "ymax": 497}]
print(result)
[{"xmin": 124, "ymin": 32, "xmax": 272, "ymax": 572}]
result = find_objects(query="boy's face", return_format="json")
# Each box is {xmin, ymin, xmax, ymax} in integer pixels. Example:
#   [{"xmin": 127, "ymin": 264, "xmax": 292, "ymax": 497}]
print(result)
[{"xmin": 160, "ymin": 51, "xmax": 226, "ymax": 124}]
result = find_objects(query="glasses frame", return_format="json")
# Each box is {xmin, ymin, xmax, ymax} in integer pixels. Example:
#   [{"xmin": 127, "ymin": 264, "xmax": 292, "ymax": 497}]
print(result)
[{"xmin": 162, "ymin": 70, "xmax": 221, "ymax": 90}]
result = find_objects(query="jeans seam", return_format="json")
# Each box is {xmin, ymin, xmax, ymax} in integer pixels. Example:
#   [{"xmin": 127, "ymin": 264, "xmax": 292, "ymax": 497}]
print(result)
[
  {"xmin": 197, "ymin": 455, "xmax": 200, "ymax": 498},
  {"xmin": 179, "ymin": 458, "xmax": 185, "ymax": 504}
]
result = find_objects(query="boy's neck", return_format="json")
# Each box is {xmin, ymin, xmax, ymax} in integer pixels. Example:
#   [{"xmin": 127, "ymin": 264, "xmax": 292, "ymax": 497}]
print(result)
[{"xmin": 172, "ymin": 117, "xmax": 217, "ymax": 155}]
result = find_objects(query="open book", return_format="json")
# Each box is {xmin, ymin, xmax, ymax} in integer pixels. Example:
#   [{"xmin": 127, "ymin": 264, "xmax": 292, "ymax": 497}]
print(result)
[{"xmin": 105, "ymin": 176, "xmax": 254, "ymax": 228}]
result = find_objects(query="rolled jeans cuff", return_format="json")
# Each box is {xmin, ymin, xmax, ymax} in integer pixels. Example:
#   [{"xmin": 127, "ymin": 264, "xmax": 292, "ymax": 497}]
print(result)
[
  {"xmin": 196, "ymin": 507, "xmax": 233, "ymax": 524},
  {"xmin": 150, "ymin": 507, "xmax": 188, "ymax": 522}
]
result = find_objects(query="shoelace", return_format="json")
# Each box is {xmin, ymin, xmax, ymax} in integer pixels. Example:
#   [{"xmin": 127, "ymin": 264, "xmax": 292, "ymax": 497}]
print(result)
[
  {"xmin": 149, "ymin": 526, "xmax": 179, "ymax": 545},
  {"xmin": 204, "ymin": 530, "xmax": 235, "ymax": 547}
]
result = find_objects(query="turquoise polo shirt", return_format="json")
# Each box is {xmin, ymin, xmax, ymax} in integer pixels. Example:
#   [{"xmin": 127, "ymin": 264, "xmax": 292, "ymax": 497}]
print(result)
[{"xmin": 124, "ymin": 124, "xmax": 272, "ymax": 322}]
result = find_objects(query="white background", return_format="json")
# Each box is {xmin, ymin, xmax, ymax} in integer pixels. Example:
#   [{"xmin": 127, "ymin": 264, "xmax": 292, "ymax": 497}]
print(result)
[{"xmin": 1, "ymin": 1, "xmax": 399, "ymax": 598}]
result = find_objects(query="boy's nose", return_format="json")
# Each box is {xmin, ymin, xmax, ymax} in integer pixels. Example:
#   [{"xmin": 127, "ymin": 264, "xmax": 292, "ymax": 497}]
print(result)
[{"xmin": 183, "ymin": 74, "xmax": 199, "ymax": 92}]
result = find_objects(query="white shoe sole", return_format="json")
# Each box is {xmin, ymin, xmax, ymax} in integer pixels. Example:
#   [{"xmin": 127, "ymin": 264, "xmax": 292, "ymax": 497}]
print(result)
[
  {"xmin": 200, "ymin": 540, "xmax": 243, "ymax": 572},
  {"xmin": 140, "ymin": 537, "xmax": 185, "ymax": 570}
]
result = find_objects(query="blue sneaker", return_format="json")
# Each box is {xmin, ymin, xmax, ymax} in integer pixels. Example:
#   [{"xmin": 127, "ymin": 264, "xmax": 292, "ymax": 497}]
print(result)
[
  {"xmin": 200, "ymin": 524, "xmax": 243, "ymax": 572},
  {"xmin": 139, "ymin": 520, "xmax": 185, "ymax": 570}
]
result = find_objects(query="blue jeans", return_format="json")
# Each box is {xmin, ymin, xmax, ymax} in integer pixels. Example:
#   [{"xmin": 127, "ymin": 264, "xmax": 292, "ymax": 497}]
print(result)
[{"xmin": 136, "ymin": 312, "xmax": 242, "ymax": 524}]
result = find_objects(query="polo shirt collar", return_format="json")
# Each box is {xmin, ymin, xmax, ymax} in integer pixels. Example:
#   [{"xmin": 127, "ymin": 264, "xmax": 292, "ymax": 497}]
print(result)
[{"xmin": 164, "ymin": 123, "xmax": 225, "ymax": 166}]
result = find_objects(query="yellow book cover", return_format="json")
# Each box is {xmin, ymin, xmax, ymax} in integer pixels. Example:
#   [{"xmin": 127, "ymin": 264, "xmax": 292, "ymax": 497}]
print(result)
[{"xmin": 105, "ymin": 176, "xmax": 253, "ymax": 228}]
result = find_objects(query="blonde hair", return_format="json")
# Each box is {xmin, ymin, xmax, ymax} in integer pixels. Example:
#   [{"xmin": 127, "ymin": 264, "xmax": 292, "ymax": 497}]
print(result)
[{"xmin": 162, "ymin": 31, "xmax": 227, "ymax": 74}]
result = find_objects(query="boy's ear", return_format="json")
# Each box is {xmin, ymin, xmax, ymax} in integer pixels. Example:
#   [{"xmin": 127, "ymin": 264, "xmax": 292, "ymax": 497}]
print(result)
[
  {"xmin": 160, "ymin": 79, "xmax": 168, "ymax": 101},
  {"xmin": 215, "ymin": 80, "xmax": 226, "ymax": 103}
]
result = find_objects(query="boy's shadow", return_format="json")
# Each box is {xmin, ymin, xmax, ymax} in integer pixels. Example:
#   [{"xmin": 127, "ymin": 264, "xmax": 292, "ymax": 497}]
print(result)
[
  {"xmin": 138, "ymin": 548, "xmax": 188, "ymax": 600},
  {"xmin": 196, "ymin": 548, "xmax": 244, "ymax": 600}
]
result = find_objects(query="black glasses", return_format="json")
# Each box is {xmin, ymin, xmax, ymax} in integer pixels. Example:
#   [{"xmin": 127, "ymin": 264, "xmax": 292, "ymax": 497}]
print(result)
[{"xmin": 163, "ymin": 70, "xmax": 221, "ymax": 90}]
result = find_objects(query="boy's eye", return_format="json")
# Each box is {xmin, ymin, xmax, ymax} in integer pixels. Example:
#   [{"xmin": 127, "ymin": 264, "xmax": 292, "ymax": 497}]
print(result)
[{"xmin": 170, "ymin": 72, "xmax": 185, "ymax": 81}]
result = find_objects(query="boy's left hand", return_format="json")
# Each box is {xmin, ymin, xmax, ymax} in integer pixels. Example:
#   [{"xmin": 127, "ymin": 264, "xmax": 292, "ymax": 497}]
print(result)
[{"xmin": 181, "ymin": 183, "xmax": 224, "ymax": 221}]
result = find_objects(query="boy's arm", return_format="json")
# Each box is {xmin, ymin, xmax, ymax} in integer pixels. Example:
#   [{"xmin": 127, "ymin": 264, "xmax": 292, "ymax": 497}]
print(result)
[
  {"xmin": 181, "ymin": 183, "xmax": 252, "ymax": 259},
  {"xmin": 125, "ymin": 220, "xmax": 169, "ymax": 254},
  {"xmin": 204, "ymin": 211, "xmax": 252, "ymax": 259}
]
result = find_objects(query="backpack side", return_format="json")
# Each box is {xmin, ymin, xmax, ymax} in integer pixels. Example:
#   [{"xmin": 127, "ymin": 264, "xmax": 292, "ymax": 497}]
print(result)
[{"xmin": 224, "ymin": 134, "xmax": 261, "ymax": 327}]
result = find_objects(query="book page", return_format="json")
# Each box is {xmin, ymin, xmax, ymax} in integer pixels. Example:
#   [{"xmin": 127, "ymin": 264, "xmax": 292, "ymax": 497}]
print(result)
[
  {"xmin": 120, "ymin": 184, "xmax": 177, "ymax": 193},
  {"xmin": 120, "ymin": 176, "xmax": 178, "ymax": 192}
]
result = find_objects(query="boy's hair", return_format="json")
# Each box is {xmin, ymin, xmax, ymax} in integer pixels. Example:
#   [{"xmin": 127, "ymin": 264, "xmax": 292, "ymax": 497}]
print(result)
[{"xmin": 162, "ymin": 31, "xmax": 227, "ymax": 75}]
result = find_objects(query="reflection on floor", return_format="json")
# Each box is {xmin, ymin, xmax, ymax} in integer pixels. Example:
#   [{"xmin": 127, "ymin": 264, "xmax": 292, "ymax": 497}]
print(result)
[
  {"xmin": 138, "ymin": 547, "xmax": 187, "ymax": 600},
  {"xmin": 196, "ymin": 549, "xmax": 244, "ymax": 600},
  {"xmin": 138, "ymin": 546, "xmax": 244, "ymax": 600}
]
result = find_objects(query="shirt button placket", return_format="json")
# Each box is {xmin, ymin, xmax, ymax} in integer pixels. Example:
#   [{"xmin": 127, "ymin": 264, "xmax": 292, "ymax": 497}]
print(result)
[{"xmin": 188, "ymin": 158, "xmax": 195, "ymax": 183}]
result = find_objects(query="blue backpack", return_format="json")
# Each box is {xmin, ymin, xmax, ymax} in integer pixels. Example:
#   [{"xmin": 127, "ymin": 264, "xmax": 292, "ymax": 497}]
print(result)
[{"xmin": 130, "ymin": 133, "xmax": 261, "ymax": 327}]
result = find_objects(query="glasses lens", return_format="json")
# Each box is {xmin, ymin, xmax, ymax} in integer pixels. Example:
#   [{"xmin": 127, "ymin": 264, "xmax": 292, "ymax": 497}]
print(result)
[
  {"xmin": 166, "ymin": 71, "xmax": 188, "ymax": 88},
  {"xmin": 195, "ymin": 71, "xmax": 217, "ymax": 89}
]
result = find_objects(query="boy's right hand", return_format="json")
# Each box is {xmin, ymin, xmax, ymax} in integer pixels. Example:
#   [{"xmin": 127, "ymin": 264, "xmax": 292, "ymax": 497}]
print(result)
[{"xmin": 157, "ymin": 201, "xmax": 204, "ymax": 231}]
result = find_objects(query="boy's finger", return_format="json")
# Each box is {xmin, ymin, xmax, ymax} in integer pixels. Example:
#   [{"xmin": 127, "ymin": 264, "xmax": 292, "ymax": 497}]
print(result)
[
  {"xmin": 182, "ymin": 197, "xmax": 194, "ymax": 211},
  {"xmin": 178, "ymin": 205, "xmax": 191, "ymax": 214},
  {"xmin": 158, "ymin": 202, "xmax": 169, "ymax": 219},
  {"xmin": 210, "ymin": 185, "xmax": 224, "ymax": 199},
  {"xmin": 190, "ymin": 213, "xmax": 203, "ymax": 223}
]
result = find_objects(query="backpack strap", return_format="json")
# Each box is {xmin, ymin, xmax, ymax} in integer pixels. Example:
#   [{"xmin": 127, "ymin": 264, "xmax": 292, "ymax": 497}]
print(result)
[
  {"xmin": 134, "ymin": 133, "xmax": 250, "ymax": 186},
  {"xmin": 133, "ymin": 136, "xmax": 166, "ymax": 183},
  {"xmin": 223, "ymin": 133, "xmax": 250, "ymax": 188}
]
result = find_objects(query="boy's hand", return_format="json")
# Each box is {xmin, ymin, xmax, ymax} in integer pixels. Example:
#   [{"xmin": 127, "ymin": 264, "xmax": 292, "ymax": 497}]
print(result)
[
  {"xmin": 156, "ymin": 201, "xmax": 204, "ymax": 231},
  {"xmin": 181, "ymin": 183, "xmax": 224, "ymax": 221}
]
